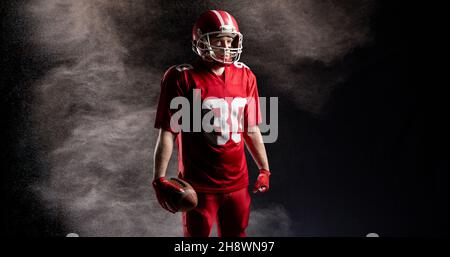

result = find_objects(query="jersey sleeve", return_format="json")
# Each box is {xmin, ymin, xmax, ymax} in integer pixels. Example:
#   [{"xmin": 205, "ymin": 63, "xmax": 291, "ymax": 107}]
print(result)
[
  {"xmin": 245, "ymin": 71, "xmax": 262, "ymax": 129},
  {"xmin": 154, "ymin": 66, "xmax": 186, "ymax": 133}
]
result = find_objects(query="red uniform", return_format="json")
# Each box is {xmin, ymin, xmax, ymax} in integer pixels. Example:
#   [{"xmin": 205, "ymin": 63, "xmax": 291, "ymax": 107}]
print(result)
[{"xmin": 154, "ymin": 59, "xmax": 262, "ymax": 236}]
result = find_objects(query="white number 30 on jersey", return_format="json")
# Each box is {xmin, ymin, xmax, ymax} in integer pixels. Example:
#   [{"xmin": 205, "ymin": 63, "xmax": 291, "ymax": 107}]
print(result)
[{"xmin": 202, "ymin": 97, "xmax": 247, "ymax": 145}]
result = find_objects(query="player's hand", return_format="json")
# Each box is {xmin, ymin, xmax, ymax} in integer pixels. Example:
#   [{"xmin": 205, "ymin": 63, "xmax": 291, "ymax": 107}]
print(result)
[
  {"xmin": 152, "ymin": 177, "xmax": 183, "ymax": 213},
  {"xmin": 253, "ymin": 169, "xmax": 271, "ymax": 194}
]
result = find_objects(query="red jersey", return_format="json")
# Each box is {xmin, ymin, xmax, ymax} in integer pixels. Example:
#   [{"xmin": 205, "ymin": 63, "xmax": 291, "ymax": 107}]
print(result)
[{"xmin": 154, "ymin": 59, "xmax": 262, "ymax": 193}]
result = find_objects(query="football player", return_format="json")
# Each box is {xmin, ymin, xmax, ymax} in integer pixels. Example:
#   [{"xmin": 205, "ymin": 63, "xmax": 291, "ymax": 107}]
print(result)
[{"xmin": 152, "ymin": 10, "xmax": 271, "ymax": 237}]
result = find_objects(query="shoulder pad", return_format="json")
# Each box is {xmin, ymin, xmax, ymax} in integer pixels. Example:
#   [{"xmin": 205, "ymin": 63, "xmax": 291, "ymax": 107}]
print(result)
[
  {"xmin": 233, "ymin": 61, "xmax": 250, "ymax": 69},
  {"xmin": 175, "ymin": 63, "xmax": 194, "ymax": 72}
]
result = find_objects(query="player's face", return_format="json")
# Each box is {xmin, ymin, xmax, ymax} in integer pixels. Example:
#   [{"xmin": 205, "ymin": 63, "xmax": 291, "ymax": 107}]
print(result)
[{"xmin": 209, "ymin": 36, "xmax": 234, "ymax": 61}]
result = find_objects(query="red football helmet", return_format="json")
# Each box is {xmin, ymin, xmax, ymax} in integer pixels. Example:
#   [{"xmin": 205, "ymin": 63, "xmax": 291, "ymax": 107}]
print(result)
[{"xmin": 192, "ymin": 10, "xmax": 243, "ymax": 65}]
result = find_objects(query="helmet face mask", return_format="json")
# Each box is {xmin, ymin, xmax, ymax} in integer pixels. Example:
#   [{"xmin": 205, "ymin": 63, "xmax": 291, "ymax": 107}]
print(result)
[
  {"xmin": 193, "ymin": 31, "xmax": 243, "ymax": 64},
  {"xmin": 192, "ymin": 10, "xmax": 243, "ymax": 65}
]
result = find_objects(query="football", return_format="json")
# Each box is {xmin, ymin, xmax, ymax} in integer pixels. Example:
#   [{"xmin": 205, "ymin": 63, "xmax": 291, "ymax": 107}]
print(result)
[{"xmin": 167, "ymin": 178, "xmax": 198, "ymax": 212}]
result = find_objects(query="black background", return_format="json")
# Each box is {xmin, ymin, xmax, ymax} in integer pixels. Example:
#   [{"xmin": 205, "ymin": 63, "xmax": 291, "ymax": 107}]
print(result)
[{"xmin": 1, "ymin": 0, "xmax": 448, "ymax": 237}]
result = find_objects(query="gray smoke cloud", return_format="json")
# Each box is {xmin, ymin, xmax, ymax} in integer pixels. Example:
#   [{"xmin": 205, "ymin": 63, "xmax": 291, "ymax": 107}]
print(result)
[
  {"xmin": 25, "ymin": 0, "xmax": 373, "ymax": 236},
  {"xmin": 224, "ymin": 0, "xmax": 375, "ymax": 114},
  {"xmin": 28, "ymin": 0, "xmax": 182, "ymax": 236}
]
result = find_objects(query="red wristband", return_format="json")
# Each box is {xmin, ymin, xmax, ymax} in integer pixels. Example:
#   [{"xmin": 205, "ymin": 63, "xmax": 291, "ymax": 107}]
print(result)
[
  {"xmin": 153, "ymin": 177, "xmax": 166, "ymax": 185},
  {"xmin": 259, "ymin": 169, "xmax": 271, "ymax": 176}
]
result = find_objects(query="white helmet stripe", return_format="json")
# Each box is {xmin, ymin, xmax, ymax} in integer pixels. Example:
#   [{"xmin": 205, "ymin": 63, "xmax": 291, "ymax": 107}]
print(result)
[
  {"xmin": 211, "ymin": 10, "xmax": 225, "ymax": 27},
  {"xmin": 224, "ymin": 11, "xmax": 233, "ymax": 26}
]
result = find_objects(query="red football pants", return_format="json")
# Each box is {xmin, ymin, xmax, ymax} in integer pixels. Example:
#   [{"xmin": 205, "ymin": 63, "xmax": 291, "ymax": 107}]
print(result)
[{"xmin": 182, "ymin": 187, "xmax": 251, "ymax": 237}]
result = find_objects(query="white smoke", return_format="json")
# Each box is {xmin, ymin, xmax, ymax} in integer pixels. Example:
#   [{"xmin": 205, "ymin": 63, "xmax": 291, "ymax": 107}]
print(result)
[
  {"xmin": 28, "ymin": 0, "xmax": 181, "ymax": 236},
  {"xmin": 247, "ymin": 205, "xmax": 293, "ymax": 236},
  {"xmin": 223, "ymin": 0, "xmax": 375, "ymax": 114}
]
